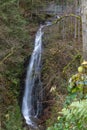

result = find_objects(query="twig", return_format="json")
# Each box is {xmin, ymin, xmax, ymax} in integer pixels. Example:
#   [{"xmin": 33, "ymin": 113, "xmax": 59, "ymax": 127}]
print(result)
[
  {"xmin": 0, "ymin": 47, "xmax": 14, "ymax": 65},
  {"xmin": 38, "ymin": 99, "xmax": 55, "ymax": 104},
  {"xmin": 63, "ymin": 53, "xmax": 81, "ymax": 73},
  {"xmin": 39, "ymin": 75, "xmax": 56, "ymax": 95},
  {"xmin": 52, "ymin": 13, "xmax": 81, "ymax": 25}
]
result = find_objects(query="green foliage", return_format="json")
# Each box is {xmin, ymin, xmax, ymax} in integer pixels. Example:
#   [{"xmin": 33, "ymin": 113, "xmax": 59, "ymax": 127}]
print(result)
[
  {"xmin": 0, "ymin": 0, "xmax": 29, "ymax": 41},
  {"xmin": 61, "ymin": 99, "xmax": 87, "ymax": 130},
  {"xmin": 3, "ymin": 104, "xmax": 26, "ymax": 130},
  {"xmin": 47, "ymin": 66, "xmax": 87, "ymax": 130},
  {"xmin": 47, "ymin": 99, "xmax": 87, "ymax": 130},
  {"xmin": 68, "ymin": 67, "xmax": 87, "ymax": 97}
]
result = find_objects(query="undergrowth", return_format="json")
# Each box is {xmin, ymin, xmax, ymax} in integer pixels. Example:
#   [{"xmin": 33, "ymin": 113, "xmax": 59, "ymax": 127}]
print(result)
[
  {"xmin": 2, "ymin": 103, "xmax": 26, "ymax": 130},
  {"xmin": 47, "ymin": 63, "xmax": 87, "ymax": 130}
]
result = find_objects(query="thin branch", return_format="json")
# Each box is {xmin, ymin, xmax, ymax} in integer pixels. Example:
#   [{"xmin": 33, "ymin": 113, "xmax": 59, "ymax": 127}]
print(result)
[
  {"xmin": 0, "ymin": 47, "xmax": 14, "ymax": 65},
  {"xmin": 63, "ymin": 52, "xmax": 81, "ymax": 73},
  {"xmin": 52, "ymin": 14, "xmax": 81, "ymax": 25}
]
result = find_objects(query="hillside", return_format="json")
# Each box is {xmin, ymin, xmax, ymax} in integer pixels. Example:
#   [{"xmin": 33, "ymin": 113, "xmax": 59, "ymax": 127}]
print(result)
[{"xmin": 0, "ymin": 1, "xmax": 83, "ymax": 130}]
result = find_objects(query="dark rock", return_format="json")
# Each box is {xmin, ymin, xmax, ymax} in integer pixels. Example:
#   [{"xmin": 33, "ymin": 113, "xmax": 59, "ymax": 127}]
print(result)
[{"xmin": 19, "ymin": 55, "xmax": 31, "ymax": 108}]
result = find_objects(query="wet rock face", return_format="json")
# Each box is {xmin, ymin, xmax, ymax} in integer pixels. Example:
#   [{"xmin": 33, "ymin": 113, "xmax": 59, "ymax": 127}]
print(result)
[
  {"xmin": 19, "ymin": 56, "xmax": 45, "ymax": 129},
  {"xmin": 25, "ymin": 125, "xmax": 45, "ymax": 130},
  {"xmin": 19, "ymin": 56, "xmax": 31, "ymax": 108},
  {"xmin": 31, "ymin": 77, "xmax": 43, "ymax": 117}
]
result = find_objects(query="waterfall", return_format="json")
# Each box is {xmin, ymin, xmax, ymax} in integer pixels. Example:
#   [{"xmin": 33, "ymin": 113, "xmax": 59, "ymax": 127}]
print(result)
[{"xmin": 22, "ymin": 22, "xmax": 51, "ymax": 127}]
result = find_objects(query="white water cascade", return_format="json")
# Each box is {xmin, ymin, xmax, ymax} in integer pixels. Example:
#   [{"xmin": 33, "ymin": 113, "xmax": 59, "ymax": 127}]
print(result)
[{"xmin": 22, "ymin": 22, "xmax": 51, "ymax": 127}]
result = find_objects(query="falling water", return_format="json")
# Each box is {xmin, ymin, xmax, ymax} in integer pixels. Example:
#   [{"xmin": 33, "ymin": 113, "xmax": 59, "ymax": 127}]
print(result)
[{"xmin": 22, "ymin": 22, "xmax": 51, "ymax": 127}]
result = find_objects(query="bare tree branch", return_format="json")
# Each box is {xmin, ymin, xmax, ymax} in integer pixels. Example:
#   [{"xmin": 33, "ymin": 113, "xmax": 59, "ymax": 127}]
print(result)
[
  {"xmin": 52, "ymin": 14, "xmax": 81, "ymax": 25},
  {"xmin": 0, "ymin": 47, "xmax": 14, "ymax": 65}
]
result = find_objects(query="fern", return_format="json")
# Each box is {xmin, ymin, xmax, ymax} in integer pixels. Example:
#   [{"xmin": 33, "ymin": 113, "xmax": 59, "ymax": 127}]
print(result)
[
  {"xmin": 61, "ymin": 99, "xmax": 87, "ymax": 121},
  {"xmin": 47, "ymin": 99, "xmax": 87, "ymax": 130}
]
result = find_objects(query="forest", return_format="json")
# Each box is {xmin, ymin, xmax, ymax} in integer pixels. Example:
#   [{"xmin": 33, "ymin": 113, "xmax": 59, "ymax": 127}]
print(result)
[{"xmin": 0, "ymin": 0, "xmax": 87, "ymax": 130}]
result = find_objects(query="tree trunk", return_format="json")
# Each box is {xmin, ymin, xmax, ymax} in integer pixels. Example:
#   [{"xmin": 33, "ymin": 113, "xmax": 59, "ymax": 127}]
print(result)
[
  {"xmin": 81, "ymin": 0, "xmax": 87, "ymax": 61},
  {"xmin": 78, "ymin": 20, "xmax": 80, "ymax": 42},
  {"xmin": 74, "ymin": 0, "xmax": 77, "ymax": 39}
]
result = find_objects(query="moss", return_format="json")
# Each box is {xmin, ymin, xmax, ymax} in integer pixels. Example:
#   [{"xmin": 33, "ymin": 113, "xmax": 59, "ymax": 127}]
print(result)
[{"xmin": 2, "ymin": 103, "xmax": 25, "ymax": 130}]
